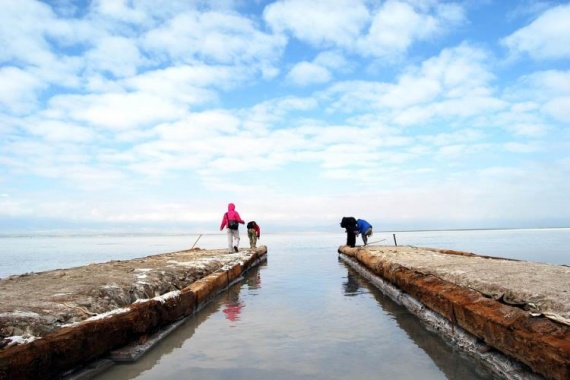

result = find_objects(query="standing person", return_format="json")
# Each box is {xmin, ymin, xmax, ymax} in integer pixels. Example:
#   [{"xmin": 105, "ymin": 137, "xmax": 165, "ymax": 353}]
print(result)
[
  {"xmin": 220, "ymin": 203, "xmax": 245, "ymax": 253},
  {"xmin": 246, "ymin": 221, "xmax": 261, "ymax": 248},
  {"xmin": 356, "ymin": 219, "xmax": 373, "ymax": 245},
  {"xmin": 340, "ymin": 217, "xmax": 358, "ymax": 248}
]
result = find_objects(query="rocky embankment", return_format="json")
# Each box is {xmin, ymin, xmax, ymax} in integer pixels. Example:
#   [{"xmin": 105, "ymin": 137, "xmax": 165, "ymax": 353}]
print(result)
[
  {"xmin": 338, "ymin": 245, "xmax": 570, "ymax": 380},
  {"xmin": 0, "ymin": 246, "xmax": 267, "ymax": 379}
]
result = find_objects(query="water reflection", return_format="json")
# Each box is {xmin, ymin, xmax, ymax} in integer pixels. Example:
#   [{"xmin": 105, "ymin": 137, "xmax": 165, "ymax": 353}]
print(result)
[
  {"xmin": 340, "ymin": 262, "xmax": 491, "ymax": 379},
  {"xmin": 342, "ymin": 272, "xmax": 363, "ymax": 296},
  {"xmin": 94, "ymin": 265, "xmax": 265, "ymax": 379},
  {"xmin": 222, "ymin": 271, "xmax": 261, "ymax": 325},
  {"xmin": 222, "ymin": 287, "xmax": 244, "ymax": 324},
  {"xmin": 95, "ymin": 247, "xmax": 493, "ymax": 380}
]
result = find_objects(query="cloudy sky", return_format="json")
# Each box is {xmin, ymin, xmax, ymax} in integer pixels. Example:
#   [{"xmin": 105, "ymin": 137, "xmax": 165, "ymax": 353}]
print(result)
[{"xmin": 1, "ymin": 0, "xmax": 569, "ymax": 233}]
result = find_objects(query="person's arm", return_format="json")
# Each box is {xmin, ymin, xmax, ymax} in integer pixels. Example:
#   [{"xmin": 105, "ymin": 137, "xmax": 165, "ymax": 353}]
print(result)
[
  {"xmin": 255, "ymin": 225, "xmax": 260, "ymax": 238},
  {"xmin": 220, "ymin": 213, "xmax": 228, "ymax": 230},
  {"xmin": 235, "ymin": 212, "xmax": 245, "ymax": 224}
]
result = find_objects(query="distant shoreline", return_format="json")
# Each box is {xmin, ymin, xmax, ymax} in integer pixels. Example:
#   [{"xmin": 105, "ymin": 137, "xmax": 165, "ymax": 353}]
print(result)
[{"xmin": 0, "ymin": 226, "xmax": 569, "ymax": 238}]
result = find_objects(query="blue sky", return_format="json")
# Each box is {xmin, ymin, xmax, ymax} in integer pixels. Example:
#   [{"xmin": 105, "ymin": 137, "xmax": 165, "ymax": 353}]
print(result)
[{"xmin": 1, "ymin": 0, "xmax": 569, "ymax": 233}]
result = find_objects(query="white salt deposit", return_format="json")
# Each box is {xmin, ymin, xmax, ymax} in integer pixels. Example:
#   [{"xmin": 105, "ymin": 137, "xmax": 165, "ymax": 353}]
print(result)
[
  {"xmin": 5, "ymin": 335, "xmax": 38, "ymax": 348},
  {"xmin": 0, "ymin": 311, "xmax": 40, "ymax": 318}
]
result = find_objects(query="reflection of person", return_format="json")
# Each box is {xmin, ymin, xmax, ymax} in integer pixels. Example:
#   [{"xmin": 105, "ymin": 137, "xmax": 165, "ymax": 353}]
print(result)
[
  {"xmin": 246, "ymin": 269, "xmax": 262, "ymax": 290},
  {"xmin": 340, "ymin": 217, "xmax": 357, "ymax": 247},
  {"xmin": 356, "ymin": 219, "xmax": 373, "ymax": 245},
  {"xmin": 222, "ymin": 287, "xmax": 244, "ymax": 324},
  {"xmin": 222, "ymin": 299, "xmax": 244, "ymax": 323},
  {"xmin": 343, "ymin": 272, "xmax": 361, "ymax": 296},
  {"xmin": 220, "ymin": 203, "xmax": 245, "ymax": 253},
  {"xmin": 246, "ymin": 221, "xmax": 261, "ymax": 248}
]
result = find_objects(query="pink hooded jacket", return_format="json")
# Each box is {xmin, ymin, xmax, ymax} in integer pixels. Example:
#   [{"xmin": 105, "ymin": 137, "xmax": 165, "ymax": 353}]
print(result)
[{"xmin": 220, "ymin": 203, "xmax": 245, "ymax": 230}]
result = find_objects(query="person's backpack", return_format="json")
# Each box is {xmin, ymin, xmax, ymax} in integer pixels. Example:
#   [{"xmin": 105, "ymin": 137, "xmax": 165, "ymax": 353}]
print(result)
[
  {"xmin": 227, "ymin": 213, "xmax": 239, "ymax": 230},
  {"xmin": 340, "ymin": 217, "xmax": 356, "ymax": 229}
]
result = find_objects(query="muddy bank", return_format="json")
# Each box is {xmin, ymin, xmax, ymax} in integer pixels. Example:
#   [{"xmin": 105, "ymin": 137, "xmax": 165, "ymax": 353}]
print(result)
[
  {"xmin": 0, "ymin": 246, "xmax": 267, "ymax": 379},
  {"xmin": 338, "ymin": 245, "xmax": 570, "ymax": 380}
]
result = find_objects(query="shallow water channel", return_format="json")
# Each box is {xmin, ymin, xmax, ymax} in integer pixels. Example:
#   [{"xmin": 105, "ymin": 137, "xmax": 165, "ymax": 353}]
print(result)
[{"xmin": 95, "ymin": 235, "xmax": 493, "ymax": 380}]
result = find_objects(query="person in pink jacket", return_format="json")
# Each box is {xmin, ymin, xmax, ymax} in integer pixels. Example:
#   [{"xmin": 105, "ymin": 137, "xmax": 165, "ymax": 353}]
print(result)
[{"xmin": 220, "ymin": 203, "xmax": 245, "ymax": 253}]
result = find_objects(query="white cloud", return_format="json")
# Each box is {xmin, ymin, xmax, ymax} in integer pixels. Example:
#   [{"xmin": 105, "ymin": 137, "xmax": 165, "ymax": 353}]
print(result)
[
  {"xmin": 86, "ymin": 36, "xmax": 144, "ymax": 78},
  {"xmin": 419, "ymin": 44, "xmax": 494, "ymax": 98},
  {"xmin": 243, "ymin": 96, "xmax": 319, "ymax": 128},
  {"xmin": 0, "ymin": 0, "xmax": 56, "ymax": 65},
  {"xmin": 285, "ymin": 50, "xmax": 354, "ymax": 87},
  {"xmin": 505, "ymin": 70, "xmax": 570, "ymax": 124},
  {"xmin": 505, "ymin": 0, "xmax": 554, "ymax": 21},
  {"xmin": 287, "ymin": 62, "xmax": 331, "ymax": 86},
  {"xmin": 313, "ymin": 51, "xmax": 352, "ymax": 72},
  {"xmin": 124, "ymin": 64, "xmax": 243, "ymax": 101},
  {"xmin": 0, "ymin": 137, "xmax": 122, "ymax": 190},
  {"xmin": 394, "ymin": 96, "xmax": 505, "ymax": 125},
  {"xmin": 46, "ymin": 92, "xmax": 185, "ymax": 131},
  {"xmin": 0, "ymin": 67, "xmax": 45, "ymax": 113},
  {"xmin": 1, "ymin": 1, "xmax": 569, "ymax": 231},
  {"xmin": 0, "ymin": 0, "xmax": 92, "ymax": 71},
  {"xmin": 502, "ymin": 4, "xmax": 570, "ymax": 60},
  {"xmin": 22, "ymin": 119, "xmax": 96, "ymax": 143},
  {"xmin": 525, "ymin": 70, "xmax": 570, "ymax": 95},
  {"xmin": 543, "ymin": 97, "xmax": 570, "ymax": 123},
  {"xmin": 0, "ymin": 57, "xmax": 85, "ymax": 115},
  {"xmin": 323, "ymin": 81, "xmax": 388, "ymax": 114},
  {"xmin": 323, "ymin": 44, "xmax": 503, "ymax": 124},
  {"xmin": 507, "ymin": 123, "xmax": 548, "ymax": 138},
  {"xmin": 156, "ymin": 111, "xmax": 241, "ymax": 140},
  {"xmin": 504, "ymin": 142, "xmax": 540, "ymax": 153},
  {"xmin": 474, "ymin": 101, "xmax": 550, "ymax": 138},
  {"xmin": 93, "ymin": 0, "xmax": 153, "ymax": 24},
  {"xmin": 143, "ymin": 10, "xmax": 285, "ymax": 67},
  {"xmin": 360, "ymin": 1, "xmax": 426, "ymax": 56},
  {"xmin": 357, "ymin": 0, "xmax": 465, "ymax": 58},
  {"xmin": 116, "ymin": 107, "xmax": 415, "ymax": 183},
  {"xmin": 264, "ymin": 0, "xmax": 369, "ymax": 48},
  {"xmin": 264, "ymin": 0, "xmax": 465, "ymax": 59},
  {"xmin": 419, "ymin": 129, "xmax": 485, "ymax": 146},
  {"xmin": 114, "ymin": 109, "xmax": 296, "ymax": 178}
]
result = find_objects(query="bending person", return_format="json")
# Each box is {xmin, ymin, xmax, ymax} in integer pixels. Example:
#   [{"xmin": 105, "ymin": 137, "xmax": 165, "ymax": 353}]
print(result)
[
  {"xmin": 356, "ymin": 219, "xmax": 373, "ymax": 245},
  {"xmin": 246, "ymin": 221, "xmax": 261, "ymax": 248}
]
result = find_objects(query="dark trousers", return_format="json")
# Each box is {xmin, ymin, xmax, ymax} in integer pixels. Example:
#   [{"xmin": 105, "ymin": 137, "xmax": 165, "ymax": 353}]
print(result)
[{"xmin": 346, "ymin": 231, "xmax": 356, "ymax": 247}]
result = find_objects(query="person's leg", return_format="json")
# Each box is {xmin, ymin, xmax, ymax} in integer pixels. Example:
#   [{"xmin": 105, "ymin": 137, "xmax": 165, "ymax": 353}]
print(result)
[
  {"xmin": 233, "ymin": 229, "xmax": 240, "ymax": 251},
  {"xmin": 252, "ymin": 233, "xmax": 257, "ymax": 248},
  {"xmin": 227, "ymin": 229, "xmax": 233, "ymax": 253},
  {"xmin": 347, "ymin": 231, "xmax": 356, "ymax": 247},
  {"xmin": 248, "ymin": 229, "xmax": 254, "ymax": 248},
  {"xmin": 362, "ymin": 227, "xmax": 371, "ymax": 245}
]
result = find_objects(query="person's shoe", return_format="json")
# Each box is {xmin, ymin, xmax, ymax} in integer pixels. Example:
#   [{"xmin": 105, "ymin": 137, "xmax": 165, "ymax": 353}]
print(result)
[{"xmin": 234, "ymin": 246, "xmax": 238, "ymax": 252}]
